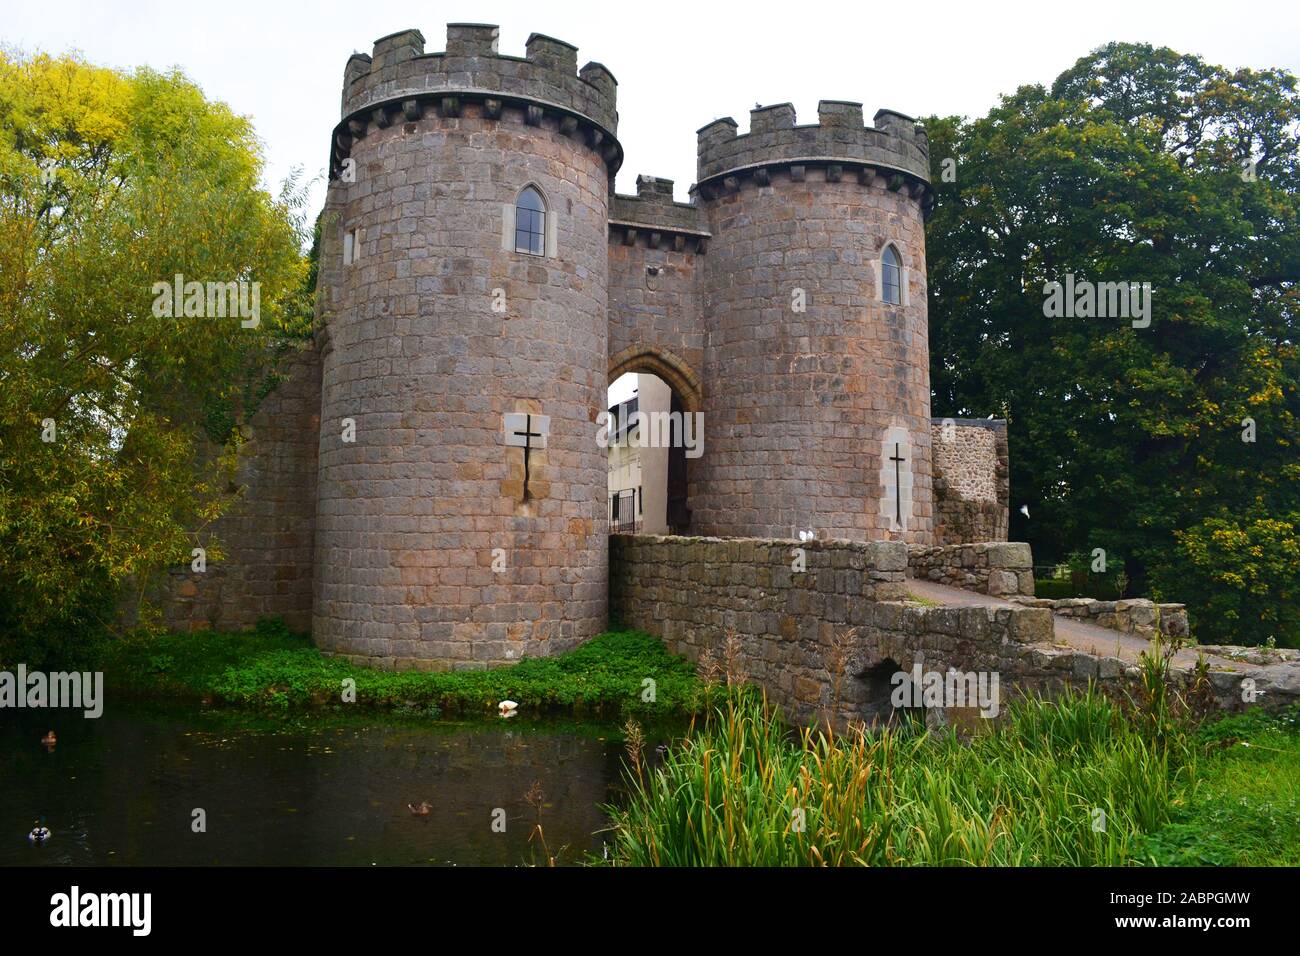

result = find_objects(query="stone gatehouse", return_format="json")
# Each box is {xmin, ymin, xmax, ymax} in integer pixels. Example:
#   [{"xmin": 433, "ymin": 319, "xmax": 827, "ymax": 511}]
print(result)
[{"xmin": 152, "ymin": 23, "xmax": 1009, "ymax": 668}]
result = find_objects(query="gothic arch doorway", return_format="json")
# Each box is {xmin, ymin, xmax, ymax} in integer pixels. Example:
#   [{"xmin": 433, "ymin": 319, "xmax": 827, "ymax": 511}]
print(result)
[
  {"xmin": 608, "ymin": 347, "xmax": 702, "ymax": 414},
  {"xmin": 606, "ymin": 347, "xmax": 702, "ymax": 534}
]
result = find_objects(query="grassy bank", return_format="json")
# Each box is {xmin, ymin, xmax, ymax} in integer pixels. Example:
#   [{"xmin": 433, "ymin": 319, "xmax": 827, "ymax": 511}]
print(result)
[
  {"xmin": 606, "ymin": 690, "xmax": 1300, "ymax": 866},
  {"xmin": 1137, "ymin": 707, "xmax": 1300, "ymax": 865},
  {"xmin": 92, "ymin": 619, "xmax": 702, "ymax": 719}
]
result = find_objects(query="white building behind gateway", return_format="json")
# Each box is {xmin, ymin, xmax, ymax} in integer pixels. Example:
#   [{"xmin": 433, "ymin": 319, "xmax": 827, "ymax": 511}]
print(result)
[{"xmin": 607, "ymin": 374, "xmax": 672, "ymax": 535}]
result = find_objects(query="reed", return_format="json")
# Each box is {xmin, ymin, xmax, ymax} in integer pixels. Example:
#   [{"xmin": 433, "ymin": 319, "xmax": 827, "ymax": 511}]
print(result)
[{"xmin": 604, "ymin": 687, "xmax": 1192, "ymax": 866}]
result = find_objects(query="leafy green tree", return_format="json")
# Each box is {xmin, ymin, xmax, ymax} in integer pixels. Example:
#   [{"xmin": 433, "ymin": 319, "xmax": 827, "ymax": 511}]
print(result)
[
  {"xmin": 1166, "ymin": 511, "xmax": 1300, "ymax": 646},
  {"xmin": 924, "ymin": 42, "xmax": 1299, "ymax": 645},
  {"xmin": 0, "ymin": 52, "xmax": 311, "ymax": 659}
]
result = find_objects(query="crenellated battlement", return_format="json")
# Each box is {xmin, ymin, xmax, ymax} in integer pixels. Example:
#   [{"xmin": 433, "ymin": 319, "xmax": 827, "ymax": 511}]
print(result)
[
  {"xmin": 329, "ymin": 23, "xmax": 621, "ymax": 180},
  {"xmin": 609, "ymin": 174, "xmax": 709, "ymax": 249},
  {"xmin": 694, "ymin": 100, "xmax": 931, "ymax": 209}
]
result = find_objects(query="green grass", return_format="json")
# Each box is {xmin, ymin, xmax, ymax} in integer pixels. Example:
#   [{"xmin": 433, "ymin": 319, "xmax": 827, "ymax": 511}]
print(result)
[
  {"xmin": 606, "ymin": 688, "xmax": 1193, "ymax": 866},
  {"xmin": 93, "ymin": 619, "xmax": 702, "ymax": 719},
  {"xmin": 1135, "ymin": 707, "xmax": 1300, "ymax": 865}
]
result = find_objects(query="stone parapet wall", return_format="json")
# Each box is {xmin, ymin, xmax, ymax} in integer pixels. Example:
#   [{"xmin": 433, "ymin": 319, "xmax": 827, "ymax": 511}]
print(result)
[
  {"xmin": 336, "ymin": 25, "xmax": 619, "ymax": 158},
  {"xmin": 133, "ymin": 343, "xmax": 322, "ymax": 633},
  {"xmin": 695, "ymin": 102, "xmax": 930, "ymax": 189},
  {"xmin": 907, "ymin": 542, "xmax": 1034, "ymax": 596},
  {"xmin": 1010, "ymin": 596, "xmax": 1190, "ymax": 639},
  {"xmin": 611, "ymin": 533, "xmax": 1067, "ymax": 726},
  {"xmin": 611, "ymin": 532, "xmax": 1299, "ymax": 725},
  {"xmin": 659, "ymin": 597, "xmax": 1080, "ymax": 728},
  {"xmin": 610, "ymin": 175, "xmax": 708, "ymax": 238},
  {"xmin": 610, "ymin": 534, "xmax": 911, "ymax": 640}
]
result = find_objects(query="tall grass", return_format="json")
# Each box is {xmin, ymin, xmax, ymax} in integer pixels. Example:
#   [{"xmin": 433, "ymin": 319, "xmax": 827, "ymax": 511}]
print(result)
[{"xmin": 605, "ymin": 688, "xmax": 1193, "ymax": 866}]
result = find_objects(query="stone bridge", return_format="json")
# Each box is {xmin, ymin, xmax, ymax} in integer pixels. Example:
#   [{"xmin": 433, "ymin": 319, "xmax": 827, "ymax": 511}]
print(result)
[{"xmin": 610, "ymin": 534, "xmax": 1300, "ymax": 727}]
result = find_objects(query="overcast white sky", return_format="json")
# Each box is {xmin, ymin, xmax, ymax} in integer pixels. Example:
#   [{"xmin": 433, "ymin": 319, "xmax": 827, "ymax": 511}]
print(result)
[
  {"xmin": 5, "ymin": 0, "xmax": 1298, "ymax": 216},
  {"xmin": 5, "ymin": 1, "xmax": 1295, "ymax": 405}
]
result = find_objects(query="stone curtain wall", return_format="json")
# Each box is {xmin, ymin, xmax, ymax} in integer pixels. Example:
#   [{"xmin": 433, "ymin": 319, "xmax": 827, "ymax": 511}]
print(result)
[
  {"xmin": 1011, "ymin": 596, "xmax": 1190, "ymax": 639},
  {"xmin": 930, "ymin": 419, "xmax": 1009, "ymax": 544},
  {"xmin": 907, "ymin": 542, "xmax": 1035, "ymax": 597},
  {"xmin": 137, "ymin": 344, "xmax": 322, "ymax": 633}
]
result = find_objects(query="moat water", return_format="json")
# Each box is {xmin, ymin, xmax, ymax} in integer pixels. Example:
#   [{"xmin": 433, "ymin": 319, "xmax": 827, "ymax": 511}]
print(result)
[{"xmin": 0, "ymin": 704, "xmax": 664, "ymax": 866}]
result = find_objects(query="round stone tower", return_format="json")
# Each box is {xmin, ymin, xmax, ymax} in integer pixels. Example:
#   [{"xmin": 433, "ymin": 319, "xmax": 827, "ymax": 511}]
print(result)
[
  {"xmin": 689, "ymin": 101, "xmax": 935, "ymax": 544},
  {"xmin": 313, "ymin": 25, "xmax": 621, "ymax": 668}
]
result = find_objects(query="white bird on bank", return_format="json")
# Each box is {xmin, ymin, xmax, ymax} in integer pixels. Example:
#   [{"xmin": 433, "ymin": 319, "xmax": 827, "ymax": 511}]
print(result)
[{"xmin": 498, "ymin": 700, "xmax": 518, "ymax": 718}]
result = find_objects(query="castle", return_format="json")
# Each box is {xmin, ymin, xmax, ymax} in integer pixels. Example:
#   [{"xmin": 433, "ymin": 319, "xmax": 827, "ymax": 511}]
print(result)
[{"xmin": 154, "ymin": 24, "xmax": 1010, "ymax": 669}]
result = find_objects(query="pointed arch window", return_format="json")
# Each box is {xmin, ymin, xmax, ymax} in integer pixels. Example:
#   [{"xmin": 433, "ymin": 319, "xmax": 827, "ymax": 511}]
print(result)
[
  {"xmin": 881, "ymin": 244, "xmax": 903, "ymax": 305},
  {"xmin": 515, "ymin": 186, "xmax": 547, "ymax": 256}
]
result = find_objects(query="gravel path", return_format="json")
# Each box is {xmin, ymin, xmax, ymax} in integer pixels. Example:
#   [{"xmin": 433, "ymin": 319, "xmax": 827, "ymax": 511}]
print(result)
[{"xmin": 904, "ymin": 579, "xmax": 1230, "ymax": 667}]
